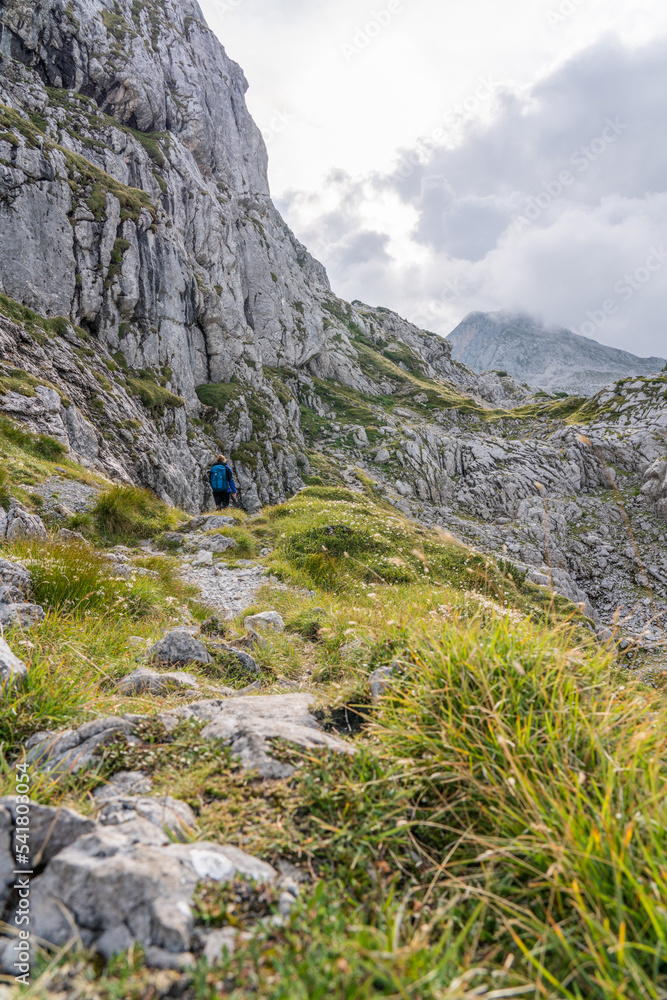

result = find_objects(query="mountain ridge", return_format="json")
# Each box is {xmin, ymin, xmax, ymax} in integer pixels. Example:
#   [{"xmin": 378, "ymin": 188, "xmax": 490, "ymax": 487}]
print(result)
[{"xmin": 447, "ymin": 309, "xmax": 666, "ymax": 396}]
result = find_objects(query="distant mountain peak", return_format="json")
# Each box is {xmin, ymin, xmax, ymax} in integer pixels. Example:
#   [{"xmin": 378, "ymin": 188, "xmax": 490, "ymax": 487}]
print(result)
[{"xmin": 446, "ymin": 311, "xmax": 665, "ymax": 396}]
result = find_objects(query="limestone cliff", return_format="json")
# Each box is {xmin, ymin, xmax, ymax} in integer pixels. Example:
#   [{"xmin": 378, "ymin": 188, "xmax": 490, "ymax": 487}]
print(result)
[{"xmin": 1, "ymin": 0, "xmax": 666, "ymax": 642}]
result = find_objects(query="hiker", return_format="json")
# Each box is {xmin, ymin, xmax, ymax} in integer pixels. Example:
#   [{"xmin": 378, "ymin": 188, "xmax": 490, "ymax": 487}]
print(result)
[{"xmin": 208, "ymin": 454, "xmax": 237, "ymax": 510}]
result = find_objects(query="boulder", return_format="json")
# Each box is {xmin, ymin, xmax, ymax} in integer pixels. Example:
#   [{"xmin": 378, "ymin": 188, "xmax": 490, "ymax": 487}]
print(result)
[
  {"xmin": 1, "ymin": 798, "xmax": 96, "ymax": 867},
  {"xmin": 116, "ymin": 668, "xmax": 200, "ymax": 696},
  {"xmin": 193, "ymin": 549, "xmax": 214, "ymax": 567},
  {"xmin": 221, "ymin": 645, "xmax": 259, "ymax": 674},
  {"xmin": 0, "ymin": 603, "xmax": 45, "ymax": 628},
  {"xmin": 4, "ymin": 501, "xmax": 47, "ymax": 541},
  {"xmin": 0, "ymin": 814, "xmax": 276, "ymax": 971},
  {"xmin": 244, "ymin": 610, "xmax": 285, "ymax": 633},
  {"xmin": 96, "ymin": 795, "xmax": 197, "ymax": 841},
  {"xmin": 169, "ymin": 693, "xmax": 355, "ymax": 779},
  {"xmin": 55, "ymin": 528, "xmax": 89, "ymax": 545},
  {"xmin": 0, "ymin": 559, "xmax": 31, "ymax": 595},
  {"xmin": 148, "ymin": 630, "xmax": 212, "ymax": 665},
  {"xmin": 26, "ymin": 717, "xmax": 136, "ymax": 774},
  {"xmin": 0, "ymin": 637, "xmax": 28, "ymax": 690},
  {"xmin": 188, "ymin": 534, "xmax": 237, "ymax": 553}
]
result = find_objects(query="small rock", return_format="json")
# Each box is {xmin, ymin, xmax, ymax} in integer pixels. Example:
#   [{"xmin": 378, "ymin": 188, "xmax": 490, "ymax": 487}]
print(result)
[
  {"xmin": 56, "ymin": 528, "xmax": 89, "ymax": 545},
  {"xmin": 162, "ymin": 532, "xmax": 185, "ymax": 546},
  {"xmin": 193, "ymin": 549, "xmax": 213, "ymax": 567},
  {"xmin": 94, "ymin": 771, "xmax": 152, "ymax": 802},
  {"xmin": 4, "ymin": 500, "xmax": 47, "ymax": 541},
  {"xmin": 278, "ymin": 891, "xmax": 297, "ymax": 917},
  {"xmin": 0, "ymin": 559, "xmax": 31, "ymax": 595},
  {"xmin": 204, "ymin": 926, "xmax": 238, "ymax": 964},
  {"xmin": 144, "ymin": 947, "xmax": 195, "ymax": 971},
  {"xmin": 221, "ymin": 646, "xmax": 259, "ymax": 674},
  {"xmin": 373, "ymin": 449, "xmax": 391, "ymax": 464},
  {"xmin": 0, "ymin": 603, "xmax": 45, "ymax": 628},
  {"xmin": 0, "ymin": 637, "xmax": 28, "ymax": 690},
  {"xmin": 369, "ymin": 665, "xmax": 395, "ymax": 702},
  {"xmin": 96, "ymin": 795, "xmax": 197, "ymax": 841},
  {"xmin": 149, "ymin": 629, "xmax": 212, "ymax": 665},
  {"xmin": 201, "ymin": 515, "xmax": 236, "ymax": 529},
  {"xmin": 244, "ymin": 611, "xmax": 285, "ymax": 633},
  {"xmin": 116, "ymin": 668, "xmax": 200, "ymax": 696}
]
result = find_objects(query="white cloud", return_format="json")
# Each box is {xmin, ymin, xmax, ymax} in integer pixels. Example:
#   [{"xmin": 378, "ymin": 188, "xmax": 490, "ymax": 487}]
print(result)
[{"xmin": 199, "ymin": 0, "xmax": 667, "ymax": 355}]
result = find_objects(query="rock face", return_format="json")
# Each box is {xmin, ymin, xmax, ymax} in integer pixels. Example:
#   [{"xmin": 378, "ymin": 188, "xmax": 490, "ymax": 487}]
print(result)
[
  {"xmin": 447, "ymin": 311, "xmax": 666, "ymax": 396},
  {"xmin": 0, "ymin": 0, "xmax": 530, "ymax": 512}
]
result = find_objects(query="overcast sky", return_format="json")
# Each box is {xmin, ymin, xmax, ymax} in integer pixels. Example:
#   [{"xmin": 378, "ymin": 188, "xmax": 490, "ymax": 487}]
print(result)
[{"xmin": 199, "ymin": 0, "xmax": 667, "ymax": 357}]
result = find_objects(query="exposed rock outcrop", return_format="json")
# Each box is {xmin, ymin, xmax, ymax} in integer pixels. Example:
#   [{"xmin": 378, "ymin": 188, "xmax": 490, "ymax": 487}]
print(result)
[{"xmin": 0, "ymin": 795, "xmax": 276, "ymax": 972}]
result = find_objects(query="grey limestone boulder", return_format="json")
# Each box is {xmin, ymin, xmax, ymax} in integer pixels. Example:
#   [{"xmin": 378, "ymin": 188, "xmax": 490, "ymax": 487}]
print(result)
[
  {"xmin": 0, "ymin": 806, "xmax": 276, "ymax": 971},
  {"xmin": 0, "ymin": 559, "xmax": 30, "ymax": 595},
  {"xmin": 244, "ymin": 610, "xmax": 285, "ymax": 633},
  {"xmin": 168, "ymin": 692, "xmax": 355, "ymax": 779},
  {"xmin": 148, "ymin": 629, "xmax": 212, "ymax": 666},
  {"xmin": 26, "ymin": 717, "xmax": 137, "ymax": 774},
  {"xmin": 220, "ymin": 645, "xmax": 259, "ymax": 674},
  {"xmin": 55, "ymin": 528, "xmax": 89, "ymax": 545},
  {"xmin": 0, "ymin": 603, "xmax": 45, "ymax": 628},
  {"xmin": 4, "ymin": 501, "xmax": 47, "ymax": 541},
  {"xmin": 116, "ymin": 667, "xmax": 200, "ymax": 696}
]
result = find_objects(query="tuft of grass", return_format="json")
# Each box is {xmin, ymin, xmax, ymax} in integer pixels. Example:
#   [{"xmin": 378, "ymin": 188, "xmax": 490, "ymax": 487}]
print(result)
[
  {"xmin": 10, "ymin": 538, "xmax": 162, "ymax": 618},
  {"xmin": 371, "ymin": 616, "xmax": 667, "ymax": 999},
  {"xmin": 0, "ymin": 629, "xmax": 98, "ymax": 753},
  {"xmin": 0, "ymin": 467, "xmax": 10, "ymax": 510},
  {"xmin": 125, "ymin": 374, "xmax": 184, "ymax": 414},
  {"xmin": 92, "ymin": 484, "xmax": 179, "ymax": 542},
  {"xmin": 0, "ymin": 413, "xmax": 66, "ymax": 462}
]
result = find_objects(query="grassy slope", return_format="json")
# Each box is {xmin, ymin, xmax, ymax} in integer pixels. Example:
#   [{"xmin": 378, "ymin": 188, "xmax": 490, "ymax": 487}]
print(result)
[
  {"xmin": 3, "ymin": 421, "xmax": 664, "ymax": 998},
  {"xmin": 2, "ymin": 365, "xmax": 666, "ymax": 997}
]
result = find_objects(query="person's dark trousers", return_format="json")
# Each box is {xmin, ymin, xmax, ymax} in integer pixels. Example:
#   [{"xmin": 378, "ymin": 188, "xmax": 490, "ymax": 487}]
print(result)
[{"xmin": 212, "ymin": 490, "xmax": 231, "ymax": 509}]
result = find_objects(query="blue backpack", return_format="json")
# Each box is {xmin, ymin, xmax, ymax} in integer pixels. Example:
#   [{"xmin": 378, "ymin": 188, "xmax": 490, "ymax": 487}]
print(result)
[{"xmin": 209, "ymin": 464, "xmax": 230, "ymax": 491}]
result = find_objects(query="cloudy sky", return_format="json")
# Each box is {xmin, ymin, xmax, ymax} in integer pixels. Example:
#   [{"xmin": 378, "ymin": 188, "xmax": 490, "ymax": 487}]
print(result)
[{"xmin": 199, "ymin": 0, "xmax": 667, "ymax": 357}]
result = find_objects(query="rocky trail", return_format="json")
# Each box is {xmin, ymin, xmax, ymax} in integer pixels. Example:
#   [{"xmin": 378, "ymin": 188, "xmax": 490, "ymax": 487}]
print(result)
[{"xmin": 0, "ymin": 508, "xmax": 353, "ymax": 983}]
